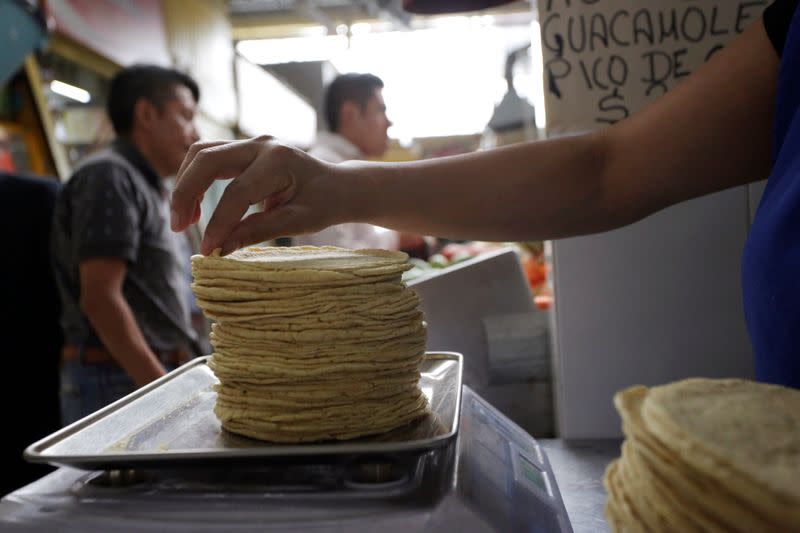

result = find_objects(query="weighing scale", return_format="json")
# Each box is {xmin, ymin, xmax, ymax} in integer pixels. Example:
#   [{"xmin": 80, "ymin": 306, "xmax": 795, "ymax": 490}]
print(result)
[{"xmin": 0, "ymin": 355, "xmax": 573, "ymax": 532}]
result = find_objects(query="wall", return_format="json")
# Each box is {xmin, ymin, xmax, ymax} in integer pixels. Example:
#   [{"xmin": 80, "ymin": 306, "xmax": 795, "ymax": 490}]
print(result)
[{"xmin": 161, "ymin": 0, "xmax": 237, "ymax": 129}]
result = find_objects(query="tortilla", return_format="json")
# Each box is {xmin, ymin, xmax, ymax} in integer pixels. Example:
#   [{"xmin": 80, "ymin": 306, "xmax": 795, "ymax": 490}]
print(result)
[
  {"xmin": 604, "ymin": 380, "xmax": 800, "ymax": 532},
  {"xmin": 191, "ymin": 245, "xmax": 429, "ymax": 444}
]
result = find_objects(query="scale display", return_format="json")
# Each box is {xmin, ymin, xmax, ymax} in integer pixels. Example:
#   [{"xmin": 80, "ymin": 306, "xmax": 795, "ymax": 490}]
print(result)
[
  {"xmin": 515, "ymin": 451, "xmax": 550, "ymax": 495},
  {"xmin": 459, "ymin": 386, "xmax": 572, "ymax": 532}
]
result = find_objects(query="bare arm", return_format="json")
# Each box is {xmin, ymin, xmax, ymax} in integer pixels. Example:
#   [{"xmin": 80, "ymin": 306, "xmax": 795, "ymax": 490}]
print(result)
[
  {"xmin": 353, "ymin": 20, "xmax": 778, "ymax": 241},
  {"xmin": 171, "ymin": 20, "xmax": 778, "ymax": 253},
  {"xmin": 79, "ymin": 258, "xmax": 166, "ymax": 386}
]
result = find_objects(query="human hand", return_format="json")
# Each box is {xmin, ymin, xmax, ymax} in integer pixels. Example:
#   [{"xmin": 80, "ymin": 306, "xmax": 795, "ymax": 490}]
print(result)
[{"xmin": 170, "ymin": 136, "xmax": 346, "ymax": 255}]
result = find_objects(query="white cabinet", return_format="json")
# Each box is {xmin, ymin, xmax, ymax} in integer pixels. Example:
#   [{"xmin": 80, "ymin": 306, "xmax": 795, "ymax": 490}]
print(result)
[{"xmin": 552, "ymin": 184, "xmax": 755, "ymax": 438}]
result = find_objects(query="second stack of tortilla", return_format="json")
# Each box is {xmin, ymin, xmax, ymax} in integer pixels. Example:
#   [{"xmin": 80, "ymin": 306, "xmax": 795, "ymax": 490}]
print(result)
[
  {"xmin": 604, "ymin": 378, "xmax": 800, "ymax": 532},
  {"xmin": 191, "ymin": 246, "xmax": 429, "ymax": 443}
]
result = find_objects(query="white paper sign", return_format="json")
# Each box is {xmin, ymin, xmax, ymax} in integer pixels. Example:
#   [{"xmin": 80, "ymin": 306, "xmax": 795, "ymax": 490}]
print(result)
[{"xmin": 537, "ymin": 0, "xmax": 769, "ymax": 134}]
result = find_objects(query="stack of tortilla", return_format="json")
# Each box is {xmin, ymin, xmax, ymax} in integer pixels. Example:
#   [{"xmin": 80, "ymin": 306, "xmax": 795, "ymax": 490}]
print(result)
[
  {"xmin": 191, "ymin": 246, "xmax": 429, "ymax": 443},
  {"xmin": 604, "ymin": 378, "xmax": 800, "ymax": 532}
]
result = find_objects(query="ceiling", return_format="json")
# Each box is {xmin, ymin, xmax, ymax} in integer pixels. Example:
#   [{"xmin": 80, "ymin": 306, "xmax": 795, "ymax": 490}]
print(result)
[{"xmin": 228, "ymin": 0, "xmax": 535, "ymax": 39}]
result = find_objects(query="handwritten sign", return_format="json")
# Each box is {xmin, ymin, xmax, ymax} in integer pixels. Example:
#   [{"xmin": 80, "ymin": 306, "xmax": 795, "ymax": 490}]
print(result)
[{"xmin": 537, "ymin": 0, "xmax": 768, "ymax": 133}]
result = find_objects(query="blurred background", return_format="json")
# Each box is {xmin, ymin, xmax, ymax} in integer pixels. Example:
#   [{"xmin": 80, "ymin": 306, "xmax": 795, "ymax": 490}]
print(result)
[
  {"xmin": 1, "ymin": 0, "xmax": 549, "ymax": 297},
  {"xmin": 2, "ymin": 0, "xmax": 544, "ymax": 173}
]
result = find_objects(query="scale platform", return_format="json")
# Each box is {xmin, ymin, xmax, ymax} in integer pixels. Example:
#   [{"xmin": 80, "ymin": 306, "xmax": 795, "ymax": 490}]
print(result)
[
  {"xmin": 25, "ymin": 354, "xmax": 463, "ymax": 470},
  {"xmin": 2, "ymin": 356, "xmax": 573, "ymax": 532}
]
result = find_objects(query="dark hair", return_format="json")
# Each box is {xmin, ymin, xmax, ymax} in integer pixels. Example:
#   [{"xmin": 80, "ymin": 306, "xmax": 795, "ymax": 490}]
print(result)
[
  {"xmin": 324, "ymin": 73, "xmax": 384, "ymax": 132},
  {"xmin": 107, "ymin": 65, "xmax": 199, "ymax": 136}
]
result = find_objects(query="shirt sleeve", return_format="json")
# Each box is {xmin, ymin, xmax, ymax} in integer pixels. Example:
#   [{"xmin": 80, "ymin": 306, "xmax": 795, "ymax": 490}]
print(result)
[
  {"xmin": 763, "ymin": 0, "xmax": 798, "ymax": 56},
  {"xmin": 69, "ymin": 161, "xmax": 141, "ymax": 263}
]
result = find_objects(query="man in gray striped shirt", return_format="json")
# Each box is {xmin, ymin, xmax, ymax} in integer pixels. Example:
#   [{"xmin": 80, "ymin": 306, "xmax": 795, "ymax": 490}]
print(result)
[{"xmin": 52, "ymin": 65, "xmax": 202, "ymax": 424}]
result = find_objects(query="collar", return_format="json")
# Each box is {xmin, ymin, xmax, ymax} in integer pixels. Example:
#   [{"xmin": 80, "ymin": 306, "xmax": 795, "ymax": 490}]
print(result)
[
  {"xmin": 313, "ymin": 131, "xmax": 364, "ymax": 161},
  {"xmin": 112, "ymin": 138, "xmax": 163, "ymax": 191}
]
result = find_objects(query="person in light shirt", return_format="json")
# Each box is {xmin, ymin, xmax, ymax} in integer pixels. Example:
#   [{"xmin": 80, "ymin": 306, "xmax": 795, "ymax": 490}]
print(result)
[{"xmin": 293, "ymin": 73, "xmax": 426, "ymax": 252}]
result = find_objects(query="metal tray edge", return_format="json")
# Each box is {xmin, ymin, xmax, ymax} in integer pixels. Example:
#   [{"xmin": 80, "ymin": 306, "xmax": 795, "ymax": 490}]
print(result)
[
  {"xmin": 25, "ymin": 352, "xmax": 463, "ymax": 468},
  {"xmin": 24, "ymin": 357, "xmax": 210, "ymax": 463}
]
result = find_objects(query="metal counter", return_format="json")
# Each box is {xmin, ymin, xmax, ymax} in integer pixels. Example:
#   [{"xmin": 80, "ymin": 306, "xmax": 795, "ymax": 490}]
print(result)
[{"xmin": 539, "ymin": 439, "xmax": 621, "ymax": 533}]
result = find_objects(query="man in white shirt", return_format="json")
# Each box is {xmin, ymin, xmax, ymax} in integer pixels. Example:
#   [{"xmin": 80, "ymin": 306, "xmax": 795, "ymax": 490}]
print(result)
[{"xmin": 294, "ymin": 73, "xmax": 425, "ymax": 252}]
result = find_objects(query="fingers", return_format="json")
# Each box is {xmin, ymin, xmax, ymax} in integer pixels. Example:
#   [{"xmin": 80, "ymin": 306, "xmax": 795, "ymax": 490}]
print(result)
[
  {"xmin": 190, "ymin": 199, "xmax": 201, "ymax": 226},
  {"xmin": 171, "ymin": 139, "xmax": 261, "ymax": 232},
  {"xmin": 218, "ymin": 211, "xmax": 273, "ymax": 255},
  {"xmin": 219, "ymin": 205, "xmax": 310, "ymax": 255},
  {"xmin": 200, "ymin": 178, "xmax": 255, "ymax": 255},
  {"xmin": 263, "ymin": 182, "xmax": 296, "ymax": 212},
  {"xmin": 199, "ymin": 141, "xmax": 295, "ymax": 254},
  {"xmin": 171, "ymin": 140, "xmax": 228, "ymax": 231},
  {"xmin": 214, "ymin": 185, "xmax": 295, "ymax": 254},
  {"xmin": 175, "ymin": 140, "xmax": 227, "ymax": 186}
]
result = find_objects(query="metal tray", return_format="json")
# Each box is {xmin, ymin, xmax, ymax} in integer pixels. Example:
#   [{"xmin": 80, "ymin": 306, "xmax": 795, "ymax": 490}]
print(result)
[{"xmin": 25, "ymin": 352, "xmax": 463, "ymax": 470}]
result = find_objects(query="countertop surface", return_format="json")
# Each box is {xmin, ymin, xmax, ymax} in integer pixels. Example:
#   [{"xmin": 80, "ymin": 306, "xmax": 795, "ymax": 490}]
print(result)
[{"xmin": 539, "ymin": 438, "xmax": 621, "ymax": 533}]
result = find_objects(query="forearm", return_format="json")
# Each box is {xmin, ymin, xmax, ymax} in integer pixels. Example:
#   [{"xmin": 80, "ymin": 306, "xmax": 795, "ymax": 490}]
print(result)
[
  {"xmin": 171, "ymin": 19, "xmax": 778, "ymax": 255},
  {"xmin": 343, "ymin": 22, "xmax": 776, "ymax": 243},
  {"xmin": 345, "ymin": 133, "xmax": 616, "ymax": 242},
  {"xmin": 82, "ymin": 292, "xmax": 166, "ymax": 387}
]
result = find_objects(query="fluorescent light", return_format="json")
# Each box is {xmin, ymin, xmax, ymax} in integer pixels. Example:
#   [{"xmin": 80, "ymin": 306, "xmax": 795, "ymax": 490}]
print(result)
[{"xmin": 50, "ymin": 80, "xmax": 91, "ymax": 103}]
